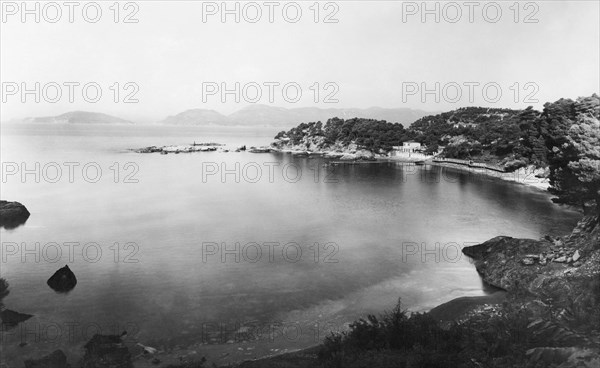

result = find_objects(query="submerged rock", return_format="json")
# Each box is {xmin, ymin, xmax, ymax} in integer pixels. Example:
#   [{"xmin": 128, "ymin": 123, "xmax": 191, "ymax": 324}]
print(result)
[
  {"xmin": 47, "ymin": 265, "xmax": 77, "ymax": 293},
  {"xmin": 555, "ymin": 256, "xmax": 567, "ymax": 263},
  {"xmin": 0, "ymin": 308, "xmax": 33, "ymax": 329},
  {"xmin": 24, "ymin": 350, "xmax": 71, "ymax": 368},
  {"xmin": 83, "ymin": 333, "xmax": 133, "ymax": 368},
  {"xmin": 0, "ymin": 200, "xmax": 30, "ymax": 229}
]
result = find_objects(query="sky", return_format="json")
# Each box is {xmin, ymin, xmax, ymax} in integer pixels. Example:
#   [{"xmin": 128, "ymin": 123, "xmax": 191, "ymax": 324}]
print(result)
[{"xmin": 1, "ymin": 0, "xmax": 599, "ymax": 122}]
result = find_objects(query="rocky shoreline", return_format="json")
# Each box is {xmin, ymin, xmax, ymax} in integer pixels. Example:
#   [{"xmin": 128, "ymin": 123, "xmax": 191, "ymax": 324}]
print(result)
[
  {"xmin": 7, "ymin": 211, "xmax": 599, "ymax": 367},
  {"xmin": 234, "ymin": 215, "xmax": 600, "ymax": 368},
  {"xmin": 429, "ymin": 161, "xmax": 551, "ymax": 190}
]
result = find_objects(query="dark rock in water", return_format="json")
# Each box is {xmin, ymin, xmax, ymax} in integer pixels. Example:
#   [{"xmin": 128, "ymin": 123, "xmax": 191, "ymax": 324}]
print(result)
[
  {"xmin": 0, "ymin": 200, "xmax": 30, "ymax": 229},
  {"xmin": 0, "ymin": 308, "xmax": 33, "ymax": 329},
  {"xmin": 47, "ymin": 265, "xmax": 77, "ymax": 293},
  {"xmin": 83, "ymin": 333, "xmax": 133, "ymax": 368},
  {"xmin": 0, "ymin": 277, "xmax": 9, "ymax": 300},
  {"xmin": 24, "ymin": 349, "xmax": 71, "ymax": 368}
]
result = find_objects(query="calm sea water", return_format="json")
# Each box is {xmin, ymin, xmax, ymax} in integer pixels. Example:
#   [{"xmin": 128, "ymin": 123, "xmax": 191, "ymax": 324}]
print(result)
[{"xmin": 0, "ymin": 124, "xmax": 581, "ymax": 366}]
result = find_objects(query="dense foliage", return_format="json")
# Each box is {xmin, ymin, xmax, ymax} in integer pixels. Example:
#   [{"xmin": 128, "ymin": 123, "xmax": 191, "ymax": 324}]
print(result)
[
  {"xmin": 275, "ymin": 95, "xmax": 600, "ymax": 213},
  {"xmin": 317, "ymin": 299, "xmax": 534, "ymax": 368},
  {"xmin": 275, "ymin": 117, "xmax": 409, "ymax": 152},
  {"xmin": 538, "ymin": 95, "xmax": 600, "ymax": 214},
  {"xmin": 409, "ymin": 107, "xmax": 524, "ymax": 157}
]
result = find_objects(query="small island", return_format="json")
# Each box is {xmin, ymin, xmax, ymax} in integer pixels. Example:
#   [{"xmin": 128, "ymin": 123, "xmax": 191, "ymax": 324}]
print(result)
[{"xmin": 133, "ymin": 143, "xmax": 245, "ymax": 154}]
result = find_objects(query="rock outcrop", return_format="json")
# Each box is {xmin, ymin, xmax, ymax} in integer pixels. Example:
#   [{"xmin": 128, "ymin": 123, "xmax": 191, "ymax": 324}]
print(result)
[
  {"xmin": 0, "ymin": 200, "xmax": 30, "ymax": 229},
  {"xmin": 462, "ymin": 216, "xmax": 599, "ymax": 307},
  {"xmin": 461, "ymin": 216, "xmax": 600, "ymax": 367},
  {"xmin": 83, "ymin": 333, "xmax": 133, "ymax": 368},
  {"xmin": 47, "ymin": 265, "xmax": 77, "ymax": 293},
  {"xmin": 24, "ymin": 350, "xmax": 71, "ymax": 368},
  {"xmin": 134, "ymin": 143, "xmax": 224, "ymax": 154},
  {"xmin": 272, "ymin": 137, "xmax": 381, "ymax": 161}
]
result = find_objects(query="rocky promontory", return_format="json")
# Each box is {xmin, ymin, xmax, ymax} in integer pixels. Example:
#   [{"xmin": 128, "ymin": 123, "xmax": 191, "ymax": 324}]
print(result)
[
  {"xmin": 462, "ymin": 216, "xmax": 599, "ymax": 307},
  {"xmin": 459, "ymin": 216, "xmax": 600, "ymax": 366},
  {"xmin": 272, "ymin": 134, "xmax": 381, "ymax": 161},
  {"xmin": 270, "ymin": 118, "xmax": 414, "ymax": 161}
]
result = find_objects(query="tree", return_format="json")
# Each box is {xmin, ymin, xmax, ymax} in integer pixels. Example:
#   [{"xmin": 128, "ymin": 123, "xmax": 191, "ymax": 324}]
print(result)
[{"xmin": 546, "ymin": 94, "xmax": 600, "ymax": 215}]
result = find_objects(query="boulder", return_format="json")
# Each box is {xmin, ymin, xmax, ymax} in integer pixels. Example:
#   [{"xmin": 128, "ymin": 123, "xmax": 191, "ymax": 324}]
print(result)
[
  {"xmin": 47, "ymin": 265, "xmax": 77, "ymax": 293},
  {"xmin": 0, "ymin": 200, "xmax": 30, "ymax": 229},
  {"xmin": 573, "ymin": 250, "xmax": 581, "ymax": 262},
  {"xmin": 521, "ymin": 258, "xmax": 535, "ymax": 265},
  {"xmin": 354, "ymin": 149, "xmax": 376, "ymax": 161},
  {"xmin": 83, "ymin": 333, "xmax": 133, "ymax": 368},
  {"xmin": 324, "ymin": 152, "xmax": 345, "ymax": 159},
  {"xmin": 24, "ymin": 350, "xmax": 71, "ymax": 368},
  {"xmin": 339, "ymin": 154, "xmax": 357, "ymax": 161}
]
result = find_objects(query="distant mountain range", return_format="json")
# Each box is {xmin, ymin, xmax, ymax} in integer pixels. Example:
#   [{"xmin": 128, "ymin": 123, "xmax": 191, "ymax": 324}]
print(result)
[
  {"xmin": 160, "ymin": 105, "xmax": 432, "ymax": 128},
  {"xmin": 8, "ymin": 105, "xmax": 433, "ymax": 127},
  {"xmin": 21, "ymin": 111, "xmax": 134, "ymax": 125}
]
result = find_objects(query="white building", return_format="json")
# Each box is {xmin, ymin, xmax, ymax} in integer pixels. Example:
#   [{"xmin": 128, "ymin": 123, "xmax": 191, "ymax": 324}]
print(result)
[
  {"xmin": 390, "ymin": 141, "xmax": 424, "ymax": 157},
  {"xmin": 402, "ymin": 141, "xmax": 422, "ymax": 150}
]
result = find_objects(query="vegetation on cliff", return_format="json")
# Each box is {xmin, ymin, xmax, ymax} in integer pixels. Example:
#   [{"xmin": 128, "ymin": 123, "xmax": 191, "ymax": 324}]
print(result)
[
  {"xmin": 410, "ymin": 106, "xmax": 524, "ymax": 158},
  {"xmin": 274, "ymin": 118, "xmax": 410, "ymax": 153},
  {"xmin": 264, "ymin": 95, "xmax": 600, "ymax": 367}
]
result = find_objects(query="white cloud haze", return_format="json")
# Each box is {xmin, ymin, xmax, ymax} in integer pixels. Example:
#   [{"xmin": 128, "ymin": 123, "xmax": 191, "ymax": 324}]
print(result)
[{"xmin": 1, "ymin": 1, "xmax": 598, "ymax": 122}]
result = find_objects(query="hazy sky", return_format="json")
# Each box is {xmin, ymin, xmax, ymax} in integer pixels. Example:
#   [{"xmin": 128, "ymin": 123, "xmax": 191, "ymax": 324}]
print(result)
[{"xmin": 1, "ymin": 0, "xmax": 598, "ymax": 122}]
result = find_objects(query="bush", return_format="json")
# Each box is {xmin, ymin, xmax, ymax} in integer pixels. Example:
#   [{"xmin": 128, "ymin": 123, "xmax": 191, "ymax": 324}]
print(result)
[
  {"xmin": 504, "ymin": 159, "xmax": 527, "ymax": 172},
  {"xmin": 317, "ymin": 298, "xmax": 540, "ymax": 368}
]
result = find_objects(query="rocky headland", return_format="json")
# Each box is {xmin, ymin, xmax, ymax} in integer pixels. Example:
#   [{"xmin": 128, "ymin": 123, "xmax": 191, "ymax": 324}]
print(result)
[
  {"xmin": 271, "ymin": 132, "xmax": 383, "ymax": 161},
  {"xmin": 455, "ymin": 215, "xmax": 600, "ymax": 366}
]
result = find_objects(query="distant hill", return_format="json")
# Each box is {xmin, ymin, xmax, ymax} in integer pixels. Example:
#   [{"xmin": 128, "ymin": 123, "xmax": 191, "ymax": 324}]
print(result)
[
  {"xmin": 160, "ymin": 109, "xmax": 229, "ymax": 125},
  {"xmin": 23, "ymin": 111, "xmax": 134, "ymax": 124},
  {"xmin": 160, "ymin": 105, "xmax": 432, "ymax": 128}
]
